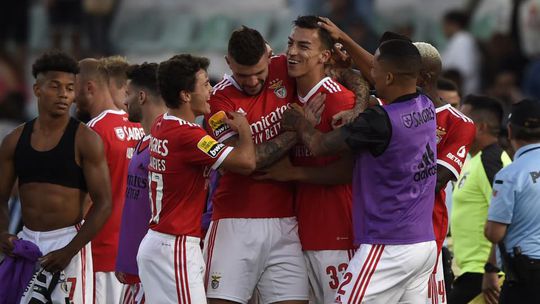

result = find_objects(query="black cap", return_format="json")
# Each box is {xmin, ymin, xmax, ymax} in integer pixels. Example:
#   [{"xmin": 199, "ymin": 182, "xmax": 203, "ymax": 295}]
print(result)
[{"xmin": 509, "ymin": 99, "xmax": 540, "ymax": 128}]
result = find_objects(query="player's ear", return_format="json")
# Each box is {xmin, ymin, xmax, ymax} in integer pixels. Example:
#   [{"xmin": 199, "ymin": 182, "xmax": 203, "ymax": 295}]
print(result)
[
  {"xmin": 386, "ymin": 72, "xmax": 394, "ymax": 86},
  {"xmin": 225, "ymin": 55, "xmax": 231, "ymax": 67},
  {"xmin": 320, "ymin": 49, "xmax": 331, "ymax": 64},
  {"xmin": 179, "ymin": 90, "xmax": 190, "ymax": 104},
  {"xmin": 138, "ymin": 90, "xmax": 146, "ymax": 105}
]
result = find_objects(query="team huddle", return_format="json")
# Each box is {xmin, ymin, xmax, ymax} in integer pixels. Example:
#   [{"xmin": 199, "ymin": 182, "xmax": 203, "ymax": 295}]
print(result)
[{"xmin": 0, "ymin": 15, "xmax": 476, "ymax": 304}]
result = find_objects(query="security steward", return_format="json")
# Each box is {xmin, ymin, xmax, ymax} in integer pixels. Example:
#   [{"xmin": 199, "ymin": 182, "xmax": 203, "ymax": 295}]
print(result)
[{"xmin": 484, "ymin": 99, "xmax": 540, "ymax": 303}]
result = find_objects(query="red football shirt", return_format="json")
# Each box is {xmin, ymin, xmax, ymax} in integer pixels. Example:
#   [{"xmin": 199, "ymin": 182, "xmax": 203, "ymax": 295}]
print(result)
[
  {"xmin": 292, "ymin": 77, "xmax": 356, "ymax": 250},
  {"xmin": 87, "ymin": 110, "xmax": 145, "ymax": 272},
  {"xmin": 434, "ymin": 104, "xmax": 476, "ymax": 252},
  {"xmin": 148, "ymin": 113, "xmax": 233, "ymax": 236},
  {"xmin": 205, "ymin": 55, "xmax": 296, "ymax": 219}
]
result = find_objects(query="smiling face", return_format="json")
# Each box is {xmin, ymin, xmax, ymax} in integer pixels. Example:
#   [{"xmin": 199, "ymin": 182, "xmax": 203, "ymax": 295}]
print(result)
[
  {"xmin": 189, "ymin": 69, "xmax": 213, "ymax": 116},
  {"xmin": 286, "ymin": 26, "xmax": 330, "ymax": 78},
  {"xmin": 34, "ymin": 71, "xmax": 76, "ymax": 117}
]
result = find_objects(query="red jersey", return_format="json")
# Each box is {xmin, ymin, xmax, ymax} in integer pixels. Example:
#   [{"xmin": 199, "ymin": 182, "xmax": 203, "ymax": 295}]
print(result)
[
  {"xmin": 434, "ymin": 104, "xmax": 475, "ymax": 252},
  {"xmin": 292, "ymin": 77, "xmax": 355, "ymax": 250},
  {"xmin": 148, "ymin": 113, "xmax": 233, "ymax": 236},
  {"xmin": 87, "ymin": 110, "xmax": 144, "ymax": 272},
  {"xmin": 205, "ymin": 55, "xmax": 296, "ymax": 219}
]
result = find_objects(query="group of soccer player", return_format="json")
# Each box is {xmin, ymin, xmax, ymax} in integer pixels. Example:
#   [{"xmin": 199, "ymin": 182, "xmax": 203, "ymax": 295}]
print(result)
[{"xmin": 0, "ymin": 14, "xmax": 477, "ymax": 304}]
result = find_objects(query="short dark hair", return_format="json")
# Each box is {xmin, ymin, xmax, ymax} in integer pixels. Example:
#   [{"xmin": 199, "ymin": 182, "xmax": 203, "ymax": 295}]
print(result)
[
  {"xmin": 378, "ymin": 31, "xmax": 411, "ymax": 45},
  {"xmin": 293, "ymin": 15, "xmax": 334, "ymax": 50},
  {"xmin": 377, "ymin": 39, "xmax": 421, "ymax": 76},
  {"xmin": 444, "ymin": 10, "xmax": 470, "ymax": 29},
  {"xmin": 32, "ymin": 50, "xmax": 79, "ymax": 78},
  {"xmin": 463, "ymin": 95, "xmax": 503, "ymax": 135},
  {"xmin": 127, "ymin": 62, "xmax": 159, "ymax": 95},
  {"xmin": 510, "ymin": 123, "xmax": 540, "ymax": 141},
  {"xmin": 437, "ymin": 78, "xmax": 459, "ymax": 92},
  {"xmin": 157, "ymin": 54, "xmax": 209, "ymax": 109},
  {"xmin": 228, "ymin": 26, "xmax": 266, "ymax": 66}
]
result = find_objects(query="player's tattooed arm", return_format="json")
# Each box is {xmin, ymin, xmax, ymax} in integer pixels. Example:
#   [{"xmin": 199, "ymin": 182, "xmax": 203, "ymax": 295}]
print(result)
[
  {"xmin": 254, "ymin": 131, "xmax": 297, "ymax": 170},
  {"xmin": 328, "ymin": 68, "xmax": 370, "ymax": 127},
  {"xmin": 282, "ymin": 104, "xmax": 349, "ymax": 156}
]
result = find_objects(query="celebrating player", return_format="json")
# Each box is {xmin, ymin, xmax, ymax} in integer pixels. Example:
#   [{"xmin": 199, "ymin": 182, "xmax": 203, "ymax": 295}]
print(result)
[
  {"xmin": 283, "ymin": 39, "xmax": 438, "ymax": 302},
  {"xmin": 203, "ymin": 26, "xmax": 309, "ymax": 304},
  {"xmin": 137, "ymin": 54, "xmax": 255, "ymax": 303}
]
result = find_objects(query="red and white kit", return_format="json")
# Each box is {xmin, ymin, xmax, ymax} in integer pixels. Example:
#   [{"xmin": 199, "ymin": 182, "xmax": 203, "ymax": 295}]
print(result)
[
  {"xmin": 292, "ymin": 77, "xmax": 356, "ymax": 304},
  {"xmin": 137, "ymin": 113, "xmax": 233, "ymax": 303},
  {"xmin": 87, "ymin": 109, "xmax": 144, "ymax": 304},
  {"xmin": 427, "ymin": 104, "xmax": 475, "ymax": 304},
  {"xmin": 203, "ymin": 55, "xmax": 308, "ymax": 304}
]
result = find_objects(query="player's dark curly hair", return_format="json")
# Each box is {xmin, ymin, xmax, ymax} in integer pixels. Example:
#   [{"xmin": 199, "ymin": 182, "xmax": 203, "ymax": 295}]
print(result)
[
  {"xmin": 158, "ymin": 54, "xmax": 209, "ymax": 109},
  {"xmin": 127, "ymin": 62, "xmax": 159, "ymax": 95},
  {"xmin": 228, "ymin": 26, "xmax": 266, "ymax": 66},
  {"xmin": 32, "ymin": 50, "xmax": 79, "ymax": 79},
  {"xmin": 293, "ymin": 16, "xmax": 334, "ymax": 50}
]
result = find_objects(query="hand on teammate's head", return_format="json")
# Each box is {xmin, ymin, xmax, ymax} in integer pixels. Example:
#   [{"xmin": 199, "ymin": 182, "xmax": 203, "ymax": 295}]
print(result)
[{"xmin": 317, "ymin": 17, "xmax": 346, "ymax": 42}]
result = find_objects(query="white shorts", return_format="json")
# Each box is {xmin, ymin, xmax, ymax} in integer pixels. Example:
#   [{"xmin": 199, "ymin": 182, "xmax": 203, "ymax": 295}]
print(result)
[
  {"xmin": 203, "ymin": 217, "xmax": 309, "ymax": 304},
  {"xmin": 93, "ymin": 271, "xmax": 123, "ymax": 304},
  {"xmin": 426, "ymin": 254, "xmax": 446, "ymax": 304},
  {"xmin": 18, "ymin": 225, "xmax": 93, "ymax": 304},
  {"xmin": 137, "ymin": 230, "xmax": 206, "ymax": 304},
  {"xmin": 304, "ymin": 250, "xmax": 356, "ymax": 304},
  {"xmin": 335, "ymin": 241, "xmax": 437, "ymax": 304},
  {"xmin": 120, "ymin": 283, "xmax": 145, "ymax": 304}
]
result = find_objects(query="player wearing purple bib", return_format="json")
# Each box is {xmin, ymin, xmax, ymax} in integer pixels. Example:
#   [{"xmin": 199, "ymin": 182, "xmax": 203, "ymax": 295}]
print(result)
[
  {"xmin": 282, "ymin": 39, "xmax": 437, "ymax": 303},
  {"xmin": 115, "ymin": 63, "xmax": 166, "ymax": 304}
]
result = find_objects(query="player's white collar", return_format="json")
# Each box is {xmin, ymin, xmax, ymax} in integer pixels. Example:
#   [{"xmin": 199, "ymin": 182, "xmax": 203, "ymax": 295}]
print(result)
[
  {"xmin": 435, "ymin": 103, "xmax": 452, "ymax": 113},
  {"xmin": 224, "ymin": 74, "xmax": 243, "ymax": 92},
  {"xmin": 298, "ymin": 77, "xmax": 331, "ymax": 104}
]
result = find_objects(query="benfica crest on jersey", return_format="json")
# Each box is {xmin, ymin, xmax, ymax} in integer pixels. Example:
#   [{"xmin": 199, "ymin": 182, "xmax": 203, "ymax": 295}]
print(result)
[
  {"xmin": 114, "ymin": 127, "xmax": 126, "ymax": 140},
  {"xmin": 269, "ymin": 79, "xmax": 287, "ymax": 99},
  {"xmin": 211, "ymin": 274, "xmax": 221, "ymax": 289}
]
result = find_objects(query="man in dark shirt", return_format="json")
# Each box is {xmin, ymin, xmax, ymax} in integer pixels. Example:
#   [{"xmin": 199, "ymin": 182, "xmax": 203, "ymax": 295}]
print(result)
[{"xmin": 0, "ymin": 51, "xmax": 111, "ymax": 303}]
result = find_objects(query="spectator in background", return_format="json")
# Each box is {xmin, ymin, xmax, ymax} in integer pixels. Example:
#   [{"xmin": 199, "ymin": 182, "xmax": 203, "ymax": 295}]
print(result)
[
  {"xmin": 46, "ymin": 0, "xmax": 83, "ymax": 58},
  {"xmin": 83, "ymin": 0, "xmax": 118, "ymax": 56},
  {"xmin": 449, "ymin": 95, "xmax": 512, "ymax": 304},
  {"xmin": 441, "ymin": 10, "xmax": 481, "ymax": 95},
  {"xmin": 438, "ymin": 78, "xmax": 461, "ymax": 108},
  {"xmin": 0, "ymin": 1, "xmax": 30, "ymax": 67}
]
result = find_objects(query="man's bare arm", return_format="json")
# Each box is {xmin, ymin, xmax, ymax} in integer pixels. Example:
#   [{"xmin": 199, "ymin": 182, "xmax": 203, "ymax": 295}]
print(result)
[
  {"xmin": 436, "ymin": 165, "xmax": 457, "ymax": 193},
  {"xmin": 66, "ymin": 128, "xmax": 112, "ymax": 254},
  {"xmin": 328, "ymin": 68, "xmax": 371, "ymax": 127},
  {"xmin": 256, "ymin": 153, "xmax": 353, "ymax": 184},
  {"xmin": 319, "ymin": 18, "xmax": 375, "ymax": 85},
  {"xmin": 0, "ymin": 127, "xmax": 22, "ymax": 254}
]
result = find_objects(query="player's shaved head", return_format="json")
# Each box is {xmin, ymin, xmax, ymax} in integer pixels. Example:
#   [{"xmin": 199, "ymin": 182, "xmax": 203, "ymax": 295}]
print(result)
[
  {"xmin": 376, "ymin": 39, "xmax": 422, "ymax": 78},
  {"xmin": 462, "ymin": 95, "xmax": 503, "ymax": 136},
  {"xmin": 79, "ymin": 58, "xmax": 108, "ymax": 86}
]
